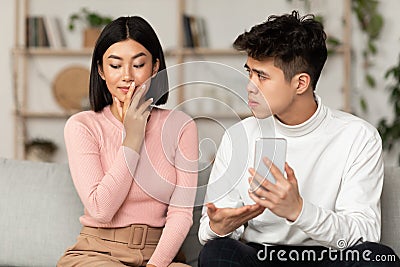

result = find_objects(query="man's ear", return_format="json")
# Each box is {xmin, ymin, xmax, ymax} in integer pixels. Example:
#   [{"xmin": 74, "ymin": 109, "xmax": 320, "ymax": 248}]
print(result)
[
  {"xmin": 293, "ymin": 73, "xmax": 311, "ymax": 95},
  {"xmin": 152, "ymin": 59, "xmax": 160, "ymax": 78},
  {"xmin": 98, "ymin": 63, "xmax": 105, "ymax": 80}
]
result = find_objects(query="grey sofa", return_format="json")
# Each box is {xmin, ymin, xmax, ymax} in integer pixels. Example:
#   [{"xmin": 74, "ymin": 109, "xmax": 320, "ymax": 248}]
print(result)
[{"xmin": 0, "ymin": 157, "xmax": 399, "ymax": 266}]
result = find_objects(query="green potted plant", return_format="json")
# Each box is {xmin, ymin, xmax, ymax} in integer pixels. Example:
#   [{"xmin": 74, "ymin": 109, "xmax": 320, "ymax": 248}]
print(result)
[{"xmin": 68, "ymin": 8, "xmax": 113, "ymax": 48}]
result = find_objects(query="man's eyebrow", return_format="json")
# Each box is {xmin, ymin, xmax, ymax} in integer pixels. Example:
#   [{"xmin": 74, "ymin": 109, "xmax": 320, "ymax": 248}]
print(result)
[
  {"xmin": 244, "ymin": 63, "xmax": 266, "ymax": 76},
  {"xmin": 107, "ymin": 52, "xmax": 147, "ymax": 60}
]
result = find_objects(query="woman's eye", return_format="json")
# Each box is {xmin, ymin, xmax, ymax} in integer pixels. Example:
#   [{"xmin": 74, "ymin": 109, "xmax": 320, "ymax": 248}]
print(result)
[
  {"xmin": 110, "ymin": 64, "xmax": 120, "ymax": 69},
  {"xmin": 133, "ymin": 63, "xmax": 145, "ymax": 68}
]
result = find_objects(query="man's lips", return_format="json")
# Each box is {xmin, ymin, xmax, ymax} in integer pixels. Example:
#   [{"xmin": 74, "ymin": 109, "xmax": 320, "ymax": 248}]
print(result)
[{"xmin": 248, "ymin": 99, "xmax": 259, "ymax": 107}]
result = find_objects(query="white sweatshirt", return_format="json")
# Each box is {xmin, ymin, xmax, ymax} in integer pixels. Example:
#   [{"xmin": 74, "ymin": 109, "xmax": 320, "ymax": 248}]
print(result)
[{"xmin": 198, "ymin": 96, "xmax": 383, "ymax": 249}]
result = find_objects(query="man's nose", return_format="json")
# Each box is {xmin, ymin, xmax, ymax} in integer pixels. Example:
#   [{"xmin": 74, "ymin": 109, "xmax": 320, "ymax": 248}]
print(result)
[{"xmin": 246, "ymin": 79, "xmax": 258, "ymax": 94}]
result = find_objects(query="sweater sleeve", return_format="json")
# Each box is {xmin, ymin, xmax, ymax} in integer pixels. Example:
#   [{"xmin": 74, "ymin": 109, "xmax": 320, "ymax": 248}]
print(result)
[
  {"xmin": 148, "ymin": 117, "xmax": 198, "ymax": 267},
  {"xmin": 288, "ymin": 130, "xmax": 383, "ymax": 248},
  {"xmin": 64, "ymin": 115, "xmax": 140, "ymax": 224}
]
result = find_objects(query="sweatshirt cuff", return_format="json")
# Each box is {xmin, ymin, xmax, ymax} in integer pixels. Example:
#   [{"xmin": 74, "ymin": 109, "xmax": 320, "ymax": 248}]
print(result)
[
  {"xmin": 207, "ymin": 222, "xmax": 233, "ymax": 238},
  {"xmin": 286, "ymin": 200, "xmax": 317, "ymax": 230}
]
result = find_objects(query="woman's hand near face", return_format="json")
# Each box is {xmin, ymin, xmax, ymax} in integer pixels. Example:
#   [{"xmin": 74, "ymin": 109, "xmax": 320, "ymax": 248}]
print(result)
[{"xmin": 117, "ymin": 81, "xmax": 153, "ymax": 153}]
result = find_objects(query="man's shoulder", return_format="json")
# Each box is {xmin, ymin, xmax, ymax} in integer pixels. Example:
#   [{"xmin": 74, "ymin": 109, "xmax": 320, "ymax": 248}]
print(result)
[{"xmin": 328, "ymin": 108, "xmax": 380, "ymax": 140}]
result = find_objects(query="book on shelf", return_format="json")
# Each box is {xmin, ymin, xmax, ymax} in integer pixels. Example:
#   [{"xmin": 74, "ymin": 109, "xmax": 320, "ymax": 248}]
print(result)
[
  {"xmin": 182, "ymin": 14, "xmax": 208, "ymax": 48},
  {"xmin": 26, "ymin": 16, "xmax": 66, "ymax": 48},
  {"xmin": 26, "ymin": 16, "xmax": 49, "ymax": 47},
  {"xmin": 43, "ymin": 16, "xmax": 66, "ymax": 48}
]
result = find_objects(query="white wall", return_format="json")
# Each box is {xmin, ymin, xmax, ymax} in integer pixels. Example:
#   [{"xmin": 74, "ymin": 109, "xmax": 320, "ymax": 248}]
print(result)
[
  {"xmin": 1, "ymin": 1, "xmax": 15, "ymax": 159},
  {"xmin": 1, "ymin": 0, "xmax": 399, "ymax": 165}
]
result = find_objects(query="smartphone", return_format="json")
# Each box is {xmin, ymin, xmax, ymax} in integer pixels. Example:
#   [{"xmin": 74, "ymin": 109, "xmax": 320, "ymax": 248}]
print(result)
[{"xmin": 252, "ymin": 138, "xmax": 287, "ymax": 189}]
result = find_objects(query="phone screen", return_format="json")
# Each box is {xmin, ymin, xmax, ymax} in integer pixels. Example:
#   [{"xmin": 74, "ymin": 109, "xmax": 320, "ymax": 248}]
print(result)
[{"xmin": 252, "ymin": 138, "xmax": 287, "ymax": 186}]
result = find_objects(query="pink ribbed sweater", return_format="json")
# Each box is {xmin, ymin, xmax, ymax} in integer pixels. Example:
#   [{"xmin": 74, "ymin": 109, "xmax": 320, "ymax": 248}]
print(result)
[{"xmin": 64, "ymin": 106, "xmax": 198, "ymax": 267}]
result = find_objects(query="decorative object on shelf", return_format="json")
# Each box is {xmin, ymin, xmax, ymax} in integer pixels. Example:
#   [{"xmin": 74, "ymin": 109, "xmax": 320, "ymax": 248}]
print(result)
[
  {"xmin": 25, "ymin": 138, "xmax": 58, "ymax": 162},
  {"xmin": 68, "ymin": 8, "xmax": 113, "ymax": 47},
  {"xmin": 52, "ymin": 66, "xmax": 90, "ymax": 112}
]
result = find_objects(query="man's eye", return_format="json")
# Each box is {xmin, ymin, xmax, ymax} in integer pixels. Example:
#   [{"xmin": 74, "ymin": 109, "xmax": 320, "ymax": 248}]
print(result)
[{"xmin": 258, "ymin": 74, "xmax": 267, "ymax": 80}]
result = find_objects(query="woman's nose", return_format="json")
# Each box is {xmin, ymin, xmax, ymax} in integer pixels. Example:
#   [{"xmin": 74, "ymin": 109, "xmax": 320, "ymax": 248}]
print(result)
[{"xmin": 122, "ymin": 67, "xmax": 134, "ymax": 82}]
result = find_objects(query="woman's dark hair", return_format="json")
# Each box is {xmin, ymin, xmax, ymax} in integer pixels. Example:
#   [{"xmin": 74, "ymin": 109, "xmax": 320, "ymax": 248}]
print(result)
[
  {"xmin": 89, "ymin": 16, "xmax": 168, "ymax": 112},
  {"xmin": 233, "ymin": 10, "xmax": 327, "ymax": 90}
]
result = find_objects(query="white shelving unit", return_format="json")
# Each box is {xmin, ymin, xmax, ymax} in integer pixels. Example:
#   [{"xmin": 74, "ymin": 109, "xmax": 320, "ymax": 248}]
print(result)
[{"xmin": 12, "ymin": 0, "xmax": 352, "ymax": 160}]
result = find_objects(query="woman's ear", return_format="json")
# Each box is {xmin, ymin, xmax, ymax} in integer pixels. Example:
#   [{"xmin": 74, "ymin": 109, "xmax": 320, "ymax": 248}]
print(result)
[
  {"xmin": 293, "ymin": 73, "xmax": 311, "ymax": 95},
  {"xmin": 98, "ymin": 63, "xmax": 105, "ymax": 80},
  {"xmin": 152, "ymin": 59, "xmax": 160, "ymax": 78}
]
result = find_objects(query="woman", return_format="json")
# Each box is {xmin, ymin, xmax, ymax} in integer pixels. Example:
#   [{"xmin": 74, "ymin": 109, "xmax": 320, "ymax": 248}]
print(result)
[{"xmin": 57, "ymin": 16, "xmax": 198, "ymax": 267}]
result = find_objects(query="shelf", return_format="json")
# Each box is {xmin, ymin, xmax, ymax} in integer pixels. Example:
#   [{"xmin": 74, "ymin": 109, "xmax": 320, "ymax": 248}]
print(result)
[
  {"xmin": 165, "ymin": 48, "xmax": 243, "ymax": 57},
  {"xmin": 12, "ymin": 47, "xmax": 93, "ymax": 56},
  {"xmin": 13, "ymin": 0, "xmax": 352, "ymax": 161},
  {"xmin": 18, "ymin": 110, "xmax": 76, "ymax": 118},
  {"xmin": 12, "ymin": 47, "xmax": 243, "ymax": 57}
]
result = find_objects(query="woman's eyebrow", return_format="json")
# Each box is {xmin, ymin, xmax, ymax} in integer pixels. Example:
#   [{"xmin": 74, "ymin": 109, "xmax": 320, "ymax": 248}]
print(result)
[{"xmin": 107, "ymin": 52, "xmax": 147, "ymax": 60}]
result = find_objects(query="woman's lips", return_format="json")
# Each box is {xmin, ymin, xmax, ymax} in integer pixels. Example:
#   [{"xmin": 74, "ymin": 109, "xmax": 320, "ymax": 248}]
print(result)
[{"xmin": 119, "ymin": 85, "xmax": 137, "ymax": 93}]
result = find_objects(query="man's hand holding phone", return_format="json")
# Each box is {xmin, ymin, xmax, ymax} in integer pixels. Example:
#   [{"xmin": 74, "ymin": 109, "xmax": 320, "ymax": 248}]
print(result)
[
  {"xmin": 206, "ymin": 202, "xmax": 265, "ymax": 236},
  {"xmin": 248, "ymin": 158, "xmax": 303, "ymax": 222}
]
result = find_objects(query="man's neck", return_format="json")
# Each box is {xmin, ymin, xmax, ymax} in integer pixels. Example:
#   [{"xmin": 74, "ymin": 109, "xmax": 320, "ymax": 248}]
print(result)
[{"xmin": 275, "ymin": 93, "xmax": 318, "ymax": 126}]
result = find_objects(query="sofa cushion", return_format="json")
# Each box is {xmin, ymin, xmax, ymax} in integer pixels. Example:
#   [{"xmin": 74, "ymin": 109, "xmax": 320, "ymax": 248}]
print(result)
[
  {"xmin": 1, "ymin": 157, "xmax": 398, "ymax": 266},
  {"xmin": 381, "ymin": 166, "xmax": 400, "ymax": 256},
  {"xmin": 0, "ymin": 158, "xmax": 83, "ymax": 267}
]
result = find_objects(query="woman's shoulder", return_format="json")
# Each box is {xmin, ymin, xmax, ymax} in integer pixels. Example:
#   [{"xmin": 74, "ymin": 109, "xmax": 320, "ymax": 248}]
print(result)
[
  {"xmin": 67, "ymin": 110, "xmax": 98, "ymax": 124},
  {"xmin": 65, "ymin": 109, "xmax": 106, "ymax": 133}
]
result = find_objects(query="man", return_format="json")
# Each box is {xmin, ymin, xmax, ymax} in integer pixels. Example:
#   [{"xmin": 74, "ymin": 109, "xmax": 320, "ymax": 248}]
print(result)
[{"xmin": 198, "ymin": 10, "xmax": 399, "ymax": 267}]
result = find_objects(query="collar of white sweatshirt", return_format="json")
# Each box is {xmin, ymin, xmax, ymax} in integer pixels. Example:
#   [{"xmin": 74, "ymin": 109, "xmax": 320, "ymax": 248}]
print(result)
[{"xmin": 199, "ymin": 96, "xmax": 384, "ymax": 249}]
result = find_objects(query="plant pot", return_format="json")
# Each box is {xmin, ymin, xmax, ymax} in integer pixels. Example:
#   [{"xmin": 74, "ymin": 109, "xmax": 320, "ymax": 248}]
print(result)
[{"xmin": 83, "ymin": 27, "xmax": 101, "ymax": 48}]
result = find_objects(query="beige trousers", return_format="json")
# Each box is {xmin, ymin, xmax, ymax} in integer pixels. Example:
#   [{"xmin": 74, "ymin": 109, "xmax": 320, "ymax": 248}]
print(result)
[{"xmin": 57, "ymin": 229, "xmax": 190, "ymax": 267}]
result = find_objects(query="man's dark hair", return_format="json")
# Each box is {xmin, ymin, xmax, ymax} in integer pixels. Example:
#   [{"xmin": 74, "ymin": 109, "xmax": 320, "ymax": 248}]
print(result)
[{"xmin": 233, "ymin": 10, "xmax": 327, "ymax": 90}]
